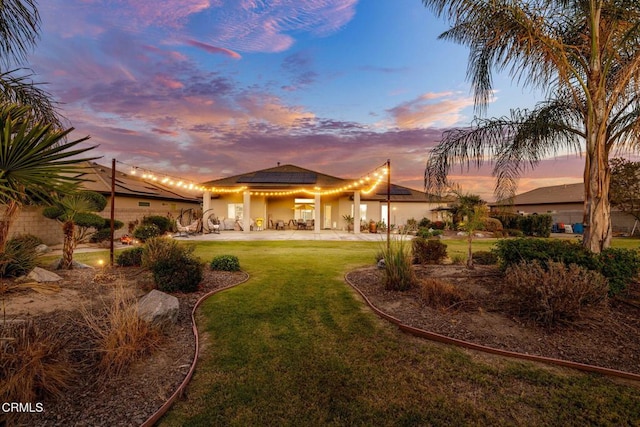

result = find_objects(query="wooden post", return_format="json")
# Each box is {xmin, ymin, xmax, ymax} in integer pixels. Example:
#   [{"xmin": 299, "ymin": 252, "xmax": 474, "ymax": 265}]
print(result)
[
  {"xmin": 386, "ymin": 159, "xmax": 391, "ymax": 250},
  {"xmin": 110, "ymin": 159, "xmax": 116, "ymax": 266}
]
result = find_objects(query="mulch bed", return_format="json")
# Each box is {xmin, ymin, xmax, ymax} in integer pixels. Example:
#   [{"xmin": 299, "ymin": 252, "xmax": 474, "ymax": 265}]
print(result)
[
  {"xmin": 346, "ymin": 264, "xmax": 640, "ymax": 376},
  {"xmin": 5, "ymin": 268, "xmax": 247, "ymax": 427}
]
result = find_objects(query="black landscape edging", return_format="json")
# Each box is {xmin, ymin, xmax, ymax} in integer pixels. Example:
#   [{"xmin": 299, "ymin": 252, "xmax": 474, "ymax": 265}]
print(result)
[
  {"xmin": 344, "ymin": 270, "xmax": 640, "ymax": 383},
  {"xmin": 141, "ymin": 271, "xmax": 250, "ymax": 427}
]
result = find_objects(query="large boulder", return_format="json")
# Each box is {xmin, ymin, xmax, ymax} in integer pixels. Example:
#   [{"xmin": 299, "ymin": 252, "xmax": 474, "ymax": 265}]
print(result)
[
  {"xmin": 137, "ymin": 290, "xmax": 179, "ymax": 330},
  {"xmin": 27, "ymin": 267, "xmax": 62, "ymax": 283}
]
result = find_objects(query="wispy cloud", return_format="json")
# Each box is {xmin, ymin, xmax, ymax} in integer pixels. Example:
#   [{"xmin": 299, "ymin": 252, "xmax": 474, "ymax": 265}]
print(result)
[
  {"xmin": 387, "ymin": 91, "xmax": 475, "ymax": 128},
  {"xmin": 184, "ymin": 39, "xmax": 241, "ymax": 59}
]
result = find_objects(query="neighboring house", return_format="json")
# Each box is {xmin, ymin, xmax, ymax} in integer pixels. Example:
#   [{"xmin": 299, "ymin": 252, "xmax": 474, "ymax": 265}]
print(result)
[
  {"xmin": 7, "ymin": 162, "xmax": 201, "ymax": 245},
  {"xmin": 490, "ymin": 182, "xmax": 637, "ymax": 234},
  {"xmin": 201, "ymin": 164, "xmax": 448, "ymax": 232}
]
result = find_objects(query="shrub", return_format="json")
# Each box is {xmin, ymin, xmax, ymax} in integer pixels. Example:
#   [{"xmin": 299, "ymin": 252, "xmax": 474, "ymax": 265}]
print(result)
[
  {"xmin": 413, "ymin": 238, "xmax": 448, "ymax": 264},
  {"xmin": 90, "ymin": 219, "xmax": 125, "ymax": 243},
  {"xmin": 381, "ymin": 238, "xmax": 416, "ymax": 291},
  {"xmin": 432, "ymin": 221, "xmax": 445, "ymax": 230},
  {"xmin": 597, "ymin": 248, "xmax": 640, "ymax": 295},
  {"xmin": 142, "ymin": 238, "xmax": 203, "ymax": 292},
  {"xmin": 116, "ymin": 247, "xmax": 144, "ymax": 267},
  {"xmin": 491, "ymin": 213, "xmax": 520, "ymax": 230},
  {"xmin": 151, "ymin": 256, "xmax": 203, "ymax": 293},
  {"xmin": 0, "ymin": 320, "xmax": 73, "ymax": 405},
  {"xmin": 419, "ymin": 278, "xmax": 470, "ymax": 310},
  {"xmin": 416, "ymin": 228, "xmax": 443, "ymax": 239},
  {"xmin": 0, "ymin": 235, "xmax": 41, "ymax": 277},
  {"xmin": 483, "ymin": 217, "xmax": 503, "ymax": 232},
  {"xmin": 502, "ymin": 260, "xmax": 609, "ymax": 327},
  {"xmin": 418, "ymin": 217, "xmax": 431, "ymax": 228},
  {"xmin": 210, "ymin": 255, "xmax": 241, "ymax": 271},
  {"xmin": 505, "ymin": 228, "xmax": 524, "ymax": 237},
  {"xmin": 472, "ymin": 251, "xmax": 498, "ymax": 265},
  {"xmin": 492, "ymin": 238, "xmax": 597, "ymax": 271},
  {"xmin": 519, "ymin": 214, "xmax": 553, "ymax": 237},
  {"xmin": 141, "ymin": 215, "xmax": 174, "ymax": 234},
  {"xmin": 80, "ymin": 282, "xmax": 162, "ymax": 377},
  {"xmin": 132, "ymin": 224, "xmax": 161, "ymax": 242}
]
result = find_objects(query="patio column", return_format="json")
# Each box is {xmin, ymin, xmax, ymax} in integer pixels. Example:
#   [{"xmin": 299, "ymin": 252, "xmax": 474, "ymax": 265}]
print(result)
[
  {"xmin": 314, "ymin": 193, "xmax": 321, "ymax": 233},
  {"xmin": 202, "ymin": 191, "xmax": 211, "ymax": 216},
  {"xmin": 242, "ymin": 190, "xmax": 251, "ymax": 233},
  {"xmin": 354, "ymin": 190, "xmax": 361, "ymax": 234}
]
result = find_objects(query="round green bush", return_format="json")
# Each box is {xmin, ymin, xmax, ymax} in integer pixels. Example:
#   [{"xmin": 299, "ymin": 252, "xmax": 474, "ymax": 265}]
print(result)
[
  {"xmin": 116, "ymin": 247, "xmax": 144, "ymax": 267},
  {"xmin": 142, "ymin": 215, "xmax": 174, "ymax": 234},
  {"xmin": 210, "ymin": 255, "xmax": 241, "ymax": 271},
  {"xmin": 472, "ymin": 251, "xmax": 498, "ymax": 265},
  {"xmin": 151, "ymin": 255, "xmax": 203, "ymax": 293},
  {"xmin": 132, "ymin": 224, "xmax": 161, "ymax": 242}
]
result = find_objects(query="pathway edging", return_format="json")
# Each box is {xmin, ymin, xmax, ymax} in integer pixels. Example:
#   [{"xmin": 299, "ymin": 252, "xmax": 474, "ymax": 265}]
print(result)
[
  {"xmin": 140, "ymin": 271, "xmax": 250, "ymax": 427},
  {"xmin": 344, "ymin": 271, "xmax": 640, "ymax": 382}
]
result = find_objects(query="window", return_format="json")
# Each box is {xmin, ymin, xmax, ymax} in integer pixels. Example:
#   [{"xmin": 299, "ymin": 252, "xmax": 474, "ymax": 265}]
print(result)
[
  {"xmin": 228, "ymin": 203, "xmax": 243, "ymax": 219},
  {"xmin": 138, "ymin": 201, "xmax": 150, "ymax": 207}
]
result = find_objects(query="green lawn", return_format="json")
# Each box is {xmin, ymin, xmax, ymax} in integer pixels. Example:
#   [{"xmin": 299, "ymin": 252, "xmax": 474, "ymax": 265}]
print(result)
[{"xmin": 133, "ymin": 240, "xmax": 640, "ymax": 427}]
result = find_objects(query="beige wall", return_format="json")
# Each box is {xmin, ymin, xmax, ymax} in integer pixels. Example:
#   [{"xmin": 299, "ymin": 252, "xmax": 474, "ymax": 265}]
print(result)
[{"xmin": 7, "ymin": 196, "xmax": 200, "ymax": 245}]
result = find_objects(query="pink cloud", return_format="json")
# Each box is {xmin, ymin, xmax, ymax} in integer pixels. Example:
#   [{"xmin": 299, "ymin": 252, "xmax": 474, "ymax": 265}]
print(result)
[
  {"xmin": 388, "ymin": 92, "xmax": 476, "ymax": 128},
  {"xmin": 184, "ymin": 39, "xmax": 241, "ymax": 59}
]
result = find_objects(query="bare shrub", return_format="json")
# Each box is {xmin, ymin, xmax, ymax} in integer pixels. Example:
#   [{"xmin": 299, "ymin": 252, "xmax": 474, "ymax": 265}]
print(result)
[
  {"xmin": 502, "ymin": 260, "xmax": 609, "ymax": 327},
  {"xmin": 419, "ymin": 278, "xmax": 472, "ymax": 310},
  {"xmin": 412, "ymin": 238, "xmax": 448, "ymax": 264},
  {"xmin": 0, "ymin": 320, "xmax": 74, "ymax": 403},
  {"xmin": 80, "ymin": 281, "xmax": 162, "ymax": 377}
]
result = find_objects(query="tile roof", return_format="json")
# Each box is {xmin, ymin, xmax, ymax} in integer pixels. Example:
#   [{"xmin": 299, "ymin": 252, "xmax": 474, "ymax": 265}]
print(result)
[
  {"xmin": 77, "ymin": 162, "xmax": 201, "ymax": 203},
  {"xmin": 491, "ymin": 182, "xmax": 584, "ymax": 206}
]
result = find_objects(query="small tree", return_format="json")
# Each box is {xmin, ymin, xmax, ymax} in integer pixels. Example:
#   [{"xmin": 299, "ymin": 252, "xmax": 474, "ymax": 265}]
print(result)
[
  {"xmin": 451, "ymin": 191, "xmax": 487, "ymax": 269},
  {"xmin": 609, "ymin": 158, "xmax": 640, "ymax": 229},
  {"xmin": 43, "ymin": 191, "xmax": 107, "ymax": 269}
]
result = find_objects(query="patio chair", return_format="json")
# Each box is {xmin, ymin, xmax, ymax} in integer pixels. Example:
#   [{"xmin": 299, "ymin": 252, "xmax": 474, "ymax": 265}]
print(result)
[
  {"xmin": 207, "ymin": 217, "xmax": 220, "ymax": 234},
  {"xmin": 275, "ymin": 219, "xmax": 285, "ymax": 230},
  {"xmin": 305, "ymin": 219, "xmax": 314, "ymax": 230}
]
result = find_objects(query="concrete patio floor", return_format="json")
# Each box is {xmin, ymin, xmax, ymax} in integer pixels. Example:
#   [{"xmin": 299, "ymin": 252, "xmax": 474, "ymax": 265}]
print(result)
[{"xmin": 172, "ymin": 229, "xmax": 395, "ymax": 242}]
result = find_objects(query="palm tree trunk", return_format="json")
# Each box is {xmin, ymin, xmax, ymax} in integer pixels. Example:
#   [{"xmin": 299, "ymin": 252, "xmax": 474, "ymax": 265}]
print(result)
[
  {"xmin": 583, "ymin": 149, "xmax": 612, "ymax": 253},
  {"xmin": 61, "ymin": 220, "xmax": 75, "ymax": 269},
  {"xmin": 0, "ymin": 200, "xmax": 19, "ymax": 252}
]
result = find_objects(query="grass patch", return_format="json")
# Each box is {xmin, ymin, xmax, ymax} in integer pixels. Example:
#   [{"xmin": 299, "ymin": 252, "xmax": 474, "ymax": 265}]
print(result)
[{"xmin": 157, "ymin": 241, "xmax": 640, "ymax": 426}]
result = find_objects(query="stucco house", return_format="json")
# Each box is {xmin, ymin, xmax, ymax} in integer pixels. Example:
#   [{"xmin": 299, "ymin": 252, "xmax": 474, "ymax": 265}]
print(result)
[
  {"xmin": 201, "ymin": 164, "xmax": 448, "ymax": 233},
  {"xmin": 489, "ymin": 182, "xmax": 637, "ymax": 234},
  {"xmin": 7, "ymin": 162, "xmax": 201, "ymax": 245}
]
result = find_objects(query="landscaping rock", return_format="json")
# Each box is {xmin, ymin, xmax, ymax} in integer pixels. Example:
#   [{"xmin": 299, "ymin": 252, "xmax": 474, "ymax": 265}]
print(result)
[
  {"xmin": 35, "ymin": 244, "xmax": 51, "ymax": 254},
  {"xmin": 27, "ymin": 267, "xmax": 63, "ymax": 283},
  {"xmin": 137, "ymin": 290, "xmax": 179, "ymax": 329},
  {"xmin": 49, "ymin": 259, "xmax": 94, "ymax": 270}
]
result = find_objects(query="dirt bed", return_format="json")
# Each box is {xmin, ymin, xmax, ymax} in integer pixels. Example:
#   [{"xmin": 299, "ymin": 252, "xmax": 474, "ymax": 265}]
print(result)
[
  {"xmin": 1, "ymin": 267, "xmax": 247, "ymax": 427},
  {"xmin": 346, "ymin": 264, "xmax": 640, "ymax": 376}
]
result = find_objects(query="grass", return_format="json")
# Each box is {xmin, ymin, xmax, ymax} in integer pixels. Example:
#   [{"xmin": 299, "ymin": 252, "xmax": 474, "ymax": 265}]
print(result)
[
  {"xmin": 44, "ymin": 238, "xmax": 640, "ymax": 424},
  {"xmin": 148, "ymin": 240, "xmax": 640, "ymax": 426}
]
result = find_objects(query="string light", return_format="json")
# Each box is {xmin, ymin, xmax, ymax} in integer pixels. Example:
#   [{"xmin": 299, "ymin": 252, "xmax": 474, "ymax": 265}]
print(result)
[{"xmin": 116, "ymin": 160, "xmax": 389, "ymax": 197}]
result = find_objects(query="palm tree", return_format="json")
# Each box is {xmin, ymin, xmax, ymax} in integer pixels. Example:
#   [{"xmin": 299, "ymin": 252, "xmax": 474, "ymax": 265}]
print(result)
[
  {"xmin": 0, "ymin": 104, "xmax": 97, "ymax": 252},
  {"xmin": 421, "ymin": 0, "xmax": 640, "ymax": 253},
  {"xmin": 43, "ymin": 191, "xmax": 107, "ymax": 270},
  {"xmin": 0, "ymin": 0, "xmax": 62, "ymax": 127}
]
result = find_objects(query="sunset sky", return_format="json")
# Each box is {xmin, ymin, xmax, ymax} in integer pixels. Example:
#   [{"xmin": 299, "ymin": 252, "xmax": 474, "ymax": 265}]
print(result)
[{"xmin": 29, "ymin": 0, "xmax": 588, "ymax": 201}]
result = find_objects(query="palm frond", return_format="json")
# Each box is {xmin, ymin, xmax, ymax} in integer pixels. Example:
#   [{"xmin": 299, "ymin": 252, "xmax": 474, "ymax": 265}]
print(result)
[
  {"xmin": 425, "ymin": 101, "xmax": 583, "ymax": 201},
  {"xmin": 0, "ymin": 0, "xmax": 39, "ymax": 68}
]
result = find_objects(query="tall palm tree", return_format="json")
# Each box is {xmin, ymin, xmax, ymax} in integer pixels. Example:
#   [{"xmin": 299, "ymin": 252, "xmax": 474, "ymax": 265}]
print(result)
[
  {"xmin": 0, "ymin": 104, "xmax": 97, "ymax": 252},
  {"xmin": 421, "ymin": 0, "xmax": 640, "ymax": 252},
  {"xmin": 0, "ymin": 0, "xmax": 62, "ymax": 128}
]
